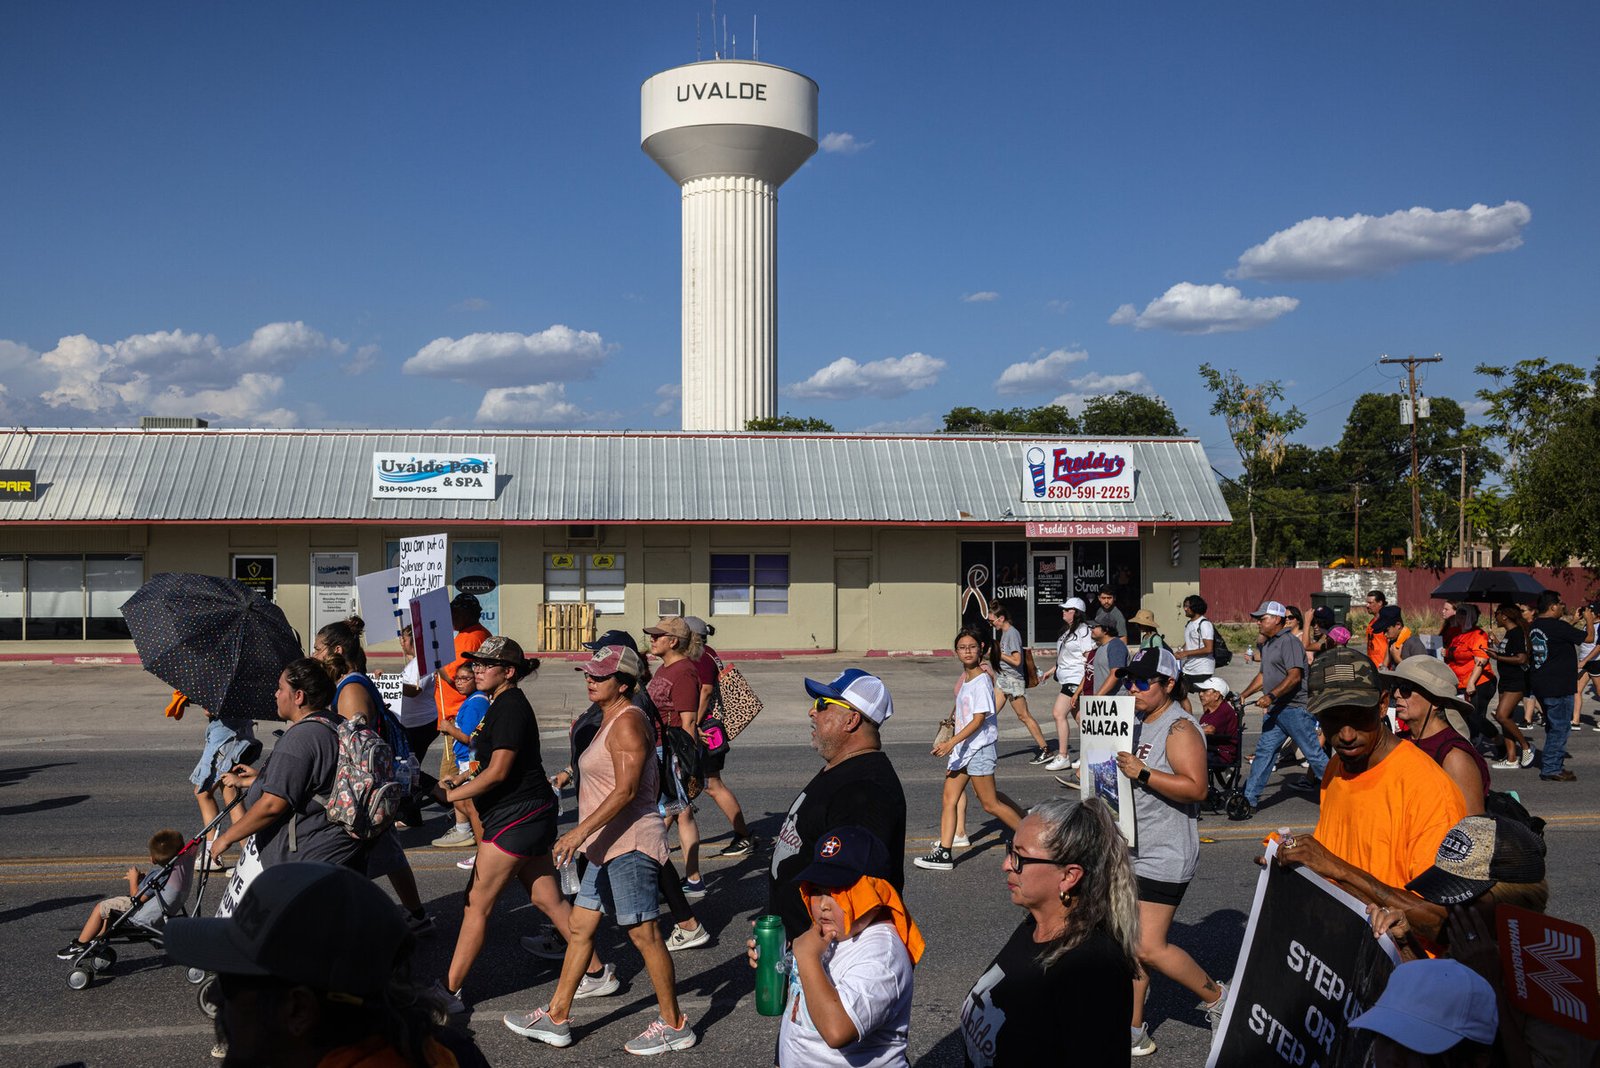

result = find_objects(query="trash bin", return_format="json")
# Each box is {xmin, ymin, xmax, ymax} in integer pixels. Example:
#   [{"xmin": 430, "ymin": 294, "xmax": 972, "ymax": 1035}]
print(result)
[{"xmin": 1310, "ymin": 591, "xmax": 1352, "ymax": 630}]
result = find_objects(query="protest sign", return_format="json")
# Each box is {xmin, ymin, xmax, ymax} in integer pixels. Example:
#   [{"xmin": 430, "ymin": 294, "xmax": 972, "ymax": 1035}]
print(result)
[
  {"xmin": 1207, "ymin": 841, "xmax": 1399, "ymax": 1068},
  {"xmin": 1498, "ymin": 904, "xmax": 1600, "ymax": 1040},
  {"xmin": 1078, "ymin": 694, "xmax": 1136, "ymax": 845},
  {"xmin": 408, "ymin": 587, "xmax": 454, "ymax": 676},
  {"xmin": 397, "ymin": 534, "xmax": 448, "ymax": 609},
  {"xmin": 355, "ymin": 567, "xmax": 405, "ymax": 646},
  {"xmin": 374, "ymin": 672, "xmax": 405, "ymax": 717}
]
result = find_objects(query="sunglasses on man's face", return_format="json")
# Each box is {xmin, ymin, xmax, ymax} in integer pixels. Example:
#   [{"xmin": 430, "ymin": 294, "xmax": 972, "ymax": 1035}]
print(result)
[{"xmin": 813, "ymin": 697, "xmax": 855, "ymax": 715}]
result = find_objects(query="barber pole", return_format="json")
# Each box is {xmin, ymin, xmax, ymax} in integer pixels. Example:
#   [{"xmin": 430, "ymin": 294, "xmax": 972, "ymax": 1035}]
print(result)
[{"xmin": 1171, "ymin": 532, "xmax": 1181, "ymax": 568}]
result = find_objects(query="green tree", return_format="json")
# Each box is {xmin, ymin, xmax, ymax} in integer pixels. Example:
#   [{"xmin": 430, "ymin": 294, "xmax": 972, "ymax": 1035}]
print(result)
[
  {"xmin": 1077, "ymin": 391, "xmax": 1185, "ymax": 436},
  {"xmin": 1473, "ymin": 357, "xmax": 1594, "ymax": 470},
  {"xmin": 1464, "ymin": 487, "xmax": 1512, "ymax": 566},
  {"xmin": 940, "ymin": 405, "xmax": 1078, "ymax": 434},
  {"xmin": 1335, "ymin": 393, "xmax": 1493, "ymax": 565},
  {"xmin": 1198, "ymin": 364, "xmax": 1306, "ymax": 568},
  {"xmin": 745, "ymin": 415, "xmax": 836, "ymax": 432},
  {"xmin": 1507, "ymin": 393, "xmax": 1600, "ymax": 567}
]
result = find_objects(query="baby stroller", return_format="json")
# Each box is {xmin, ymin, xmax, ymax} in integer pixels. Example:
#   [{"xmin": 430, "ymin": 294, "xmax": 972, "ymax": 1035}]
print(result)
[
  {"xmin": 1204, "ymin": 690, "xmax": 1250, "ymax": 821},
  {"xmin": 62, "ymin": 779, "xmax": 251, "ymax": 990}
]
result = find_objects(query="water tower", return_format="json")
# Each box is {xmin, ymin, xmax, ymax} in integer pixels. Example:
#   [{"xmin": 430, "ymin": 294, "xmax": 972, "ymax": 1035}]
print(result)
[{"xmin": 642, "ymin": 60, "xmax": 818, "ymax": 431}]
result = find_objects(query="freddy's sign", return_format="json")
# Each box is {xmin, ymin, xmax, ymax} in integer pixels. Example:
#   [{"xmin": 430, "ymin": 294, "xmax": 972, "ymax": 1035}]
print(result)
[{"xmin": 1020, "ymin": 444, "xmax": 1135, "ymax": 504}]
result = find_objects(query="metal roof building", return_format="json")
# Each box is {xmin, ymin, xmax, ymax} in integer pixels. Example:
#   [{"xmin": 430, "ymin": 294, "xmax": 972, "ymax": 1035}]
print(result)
[{"xmin": 0, "ymin": 428, "xmax": 1229, "ymax": 654}]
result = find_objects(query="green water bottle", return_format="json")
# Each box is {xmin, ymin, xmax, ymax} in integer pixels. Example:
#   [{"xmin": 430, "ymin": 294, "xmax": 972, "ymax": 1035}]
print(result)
[{"xmin": 753, "ymin": 914, "xmax": 789, "ymax": 1016}]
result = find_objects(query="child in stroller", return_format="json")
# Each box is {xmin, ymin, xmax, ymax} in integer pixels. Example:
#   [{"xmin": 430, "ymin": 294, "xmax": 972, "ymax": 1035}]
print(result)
[{"xmin": 56, "ymin": 828, "xmax": 193, "ymax": 985}]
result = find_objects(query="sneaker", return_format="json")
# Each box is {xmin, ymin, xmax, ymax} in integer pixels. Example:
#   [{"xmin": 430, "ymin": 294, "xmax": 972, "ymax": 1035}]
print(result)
[
  {"xmin": 432, "ymin": 824, "xmax": 476, "ymax": 848},
  {"xmin": 520, "ymin": 932, "xmax": 568, "ymax": 960},
  {"xmin": 1045, "ymin": 753, "xmax": 1073, "ymax": 771},
  {"xmin": 503, "ymin": 1006, "xmax": 573, "ymax": 1047},
  {"xmin": 1131, "ymin": 1024, "xmax": 1157, "ymax": 1057},
  {"xmin": 951, "ymin": 833, "xmax": 971, "ymax": 848},
  {"xmin": 666, "ymin": 923, "xmax": 711, "ymax": 952},
  {"xmin": 1200, "ymin": 982, "xmax": 1228, "ymax": 1030},
  {"xmin": 624, "ymin": 1014, "xmax": 697, "ymax": 1055},
  {"xmin": 680, "ymin": 877, "xmax": 707, "ymax": 900},
  {"xmin": 457, "ymin": 853, "xmax": 477, "ymax": 870},
  {"xmin": 1028, "ymin": 748, "xmax": 1053, "ymax": 765},
  {"xmin": 1053, "ymin": 775, "xmax": 1080, "ymax": 790},
  {"xmin": 715, "ymin": 835, "xmax": 754, "ymax": 859},
  {"xmin": 429, "ymin": 979, "xmax": 466, "ymax": 1016},
  {"xmin": 1540, "ymin": 770, "xmax": 1578, "ymax": 782},
  {"xmin": 574, "ymin": 963, "xmax": 620, "ymax": 999},
  {"xmin": 56, "ymin": 940, "xmax": 88, "ymax": 960},
  {"xmin": 1491, "ymin": 758, "xmax": 1520, "ymax": 770},
  {"xmin": 407, "ymin": 910, "xmax": 436, "ymax": 936},
  {"xmin": 1519, "ymin": 746, "xmax": 1537, "ymax": 769},
  {"xmin": 1071, "ymin": 758, "xmax": 1081, "ymax": 770},
  {"xmin": 913, "ymin": 845, "xmax": 954, "ymax": 871},
  {"xmin": 211, "ymin": 1042, "xmax": 228, "ymax": 1060}
]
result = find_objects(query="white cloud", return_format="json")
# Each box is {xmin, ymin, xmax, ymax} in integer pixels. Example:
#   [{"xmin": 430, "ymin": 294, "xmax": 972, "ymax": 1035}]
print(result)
[
  {"xmin": 994, "ymin": 348, "xmax": 1089, "ymax": 395},
  {"xmin": 452, "ymin": 297, "xmax": 491, "ymax": 312},
  {"xmin": 961, "ymin": 291, "xmax": 1000, "ymax": 303},
  {"xmin": 820, "ymin": 131, "xmax": 872, "ymax": 154},
  {"xmin": 343, "ymin": 344, "xmax": 380, "ymax": 376},
  {"xmin": 402, "ymin": 325, "xmax": 606, "ymax": 382},
  {"xmin": 1051, "ymin": 370, "xmax": 1156, "ymax": 411},
  {"xmin": 653, "ymin": 383, "xmax": 681, "ymax": 418},
  {"xmin": 475, "ymin": 383, "xmax": 604, "ymax": 427},
  {"xmin": 0, "ymin": 321, "xmax": 352, "ymax": 426},
  {"xmin": 1232, "ymin": 200, "xmax": 1532, "ymax": 281},
  {"xmin": 853, "ymin": 413, "xmax": 940, "ymax": 433},
  {"xmin": 1045, "ymin": 298, "xmax": 1072, "ymax": 313},
  {"xmin": 1109, "ymin": 282, "xmax": 1298, "ymax": 334},
  {"xmin": 784, "ymin": 352, "xmax": 946, "ymax": 400}
]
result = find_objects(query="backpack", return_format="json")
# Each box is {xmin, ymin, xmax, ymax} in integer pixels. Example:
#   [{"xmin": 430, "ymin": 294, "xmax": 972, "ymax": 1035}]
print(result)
[
  {"xmin": 638, "ymin": 689, "xmax": 701, "ymax": 811},
  {"xmin": 304, "ymin": 715, "xmax": 405, "ymax": 842},
  {"xmin": 1209, "ymin": 622, "xmax": 1234, "ymax": 668}
]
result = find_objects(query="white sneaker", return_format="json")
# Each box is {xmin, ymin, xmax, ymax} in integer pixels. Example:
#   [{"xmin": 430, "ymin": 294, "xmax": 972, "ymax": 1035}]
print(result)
[
  {"xmin": 1491, "ymin": 758, "xmax": 1519, "ymax": 770},
  {"xmin": 1070, "ymin": 758, "xmax": 1081, "ymax": 770},
  {"xmin": 573, "ymin": 963, "xmax": 619, "ymax": 999},
  {"xmin": 431, "ymin": 824, "xmax": 475, "ymax": 848},
  {"xmin": 1131, "ymin": 1024, "xmax": 1157, "ymax": 1057},
  {"xmin": 457, "ymin": 854, "xmax": 477, "ymax": 870},
  {"xmin": 951, "ymin": 834, "xmax": 971, "ymax": 848},
  {"xmin": 1201, "ymin": 982, "xmax": 1228, "ymax": 1030},
  {"xmin": 666, "ymin": 923, "xmax": 711, "ymax": 952},
  {"xmin": 1045, "ymin": 754, "xmax": 1073, "ymax": 771}
]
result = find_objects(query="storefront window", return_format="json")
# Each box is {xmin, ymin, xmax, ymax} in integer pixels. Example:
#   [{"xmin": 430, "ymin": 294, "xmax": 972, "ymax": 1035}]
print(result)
[
  {"xmin": 0, "ymin": 556, "xmax": 22, "ymax": 640},
  {"xmin": 711, "ymin": 553, "xmax": 790, "ymax": 616},
  {"xmin": 543, "ymin": 553, "xmax": 626, "ymax": 616},
  {"xmin": 25, "ymin": 555, "xmax": 84, "ymax": 640},
  {"xmin": 86, "ymin": 555, "xmax": 143, "ymax": 639}
]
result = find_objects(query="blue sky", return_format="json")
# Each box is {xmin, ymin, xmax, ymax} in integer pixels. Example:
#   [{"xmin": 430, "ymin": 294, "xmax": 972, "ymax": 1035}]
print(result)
[{"xmin": 2, "ymin": 2, "xmax": 1594, "ymax": 466}]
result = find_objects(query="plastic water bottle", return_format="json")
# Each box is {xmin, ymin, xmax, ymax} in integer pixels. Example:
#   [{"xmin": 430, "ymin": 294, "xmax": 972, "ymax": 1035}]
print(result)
[
  {"xmin": 753, "ymin": 914, "xmax": 789, "ymax": 1016},
  {"xmin": 559, "ymin": 857, "xmax": 582, "ymax": 896}
]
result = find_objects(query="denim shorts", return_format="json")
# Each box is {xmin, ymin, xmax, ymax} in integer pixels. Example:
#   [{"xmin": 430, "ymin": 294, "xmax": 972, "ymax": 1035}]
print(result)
[
  {"xmin": 190, "ymin": 718, "xmax": 257, "ymax": 791},
  {"xmin": 997, "ymin": 672, "xmax": 1026, "ymax": 697},
  {"xmin": 956, "ymin": 741, "xmax": 998, "ymax": 777},
  {"xmin": 575, "ymin": 849, "xmax": 661, "ymax": 926}
]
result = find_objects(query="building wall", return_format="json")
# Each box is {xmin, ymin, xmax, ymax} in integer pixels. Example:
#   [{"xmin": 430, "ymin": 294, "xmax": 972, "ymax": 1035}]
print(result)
[{"xmin": 0, "ymin": 523, "xmax": 1206, "ymax": 653}]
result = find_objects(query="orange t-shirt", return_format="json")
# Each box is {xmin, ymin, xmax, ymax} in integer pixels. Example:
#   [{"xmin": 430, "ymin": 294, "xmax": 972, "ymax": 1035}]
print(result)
[
  {"xmin": 1442, "ymin": 626, "xmax": 1493, "ymax": 689},
  {"xmin": 1314, "ymin": 738, "xmax": 1467, "ymax": 890},
  {"xmin": 435, "ymin": 624, "xmax": 491, "ymax": 727}
]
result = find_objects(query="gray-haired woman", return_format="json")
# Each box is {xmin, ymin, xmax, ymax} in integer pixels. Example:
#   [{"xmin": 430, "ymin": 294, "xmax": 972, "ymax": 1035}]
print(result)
[{"xmin": 959, "ymin": 797, "xmax": 1138, "ymax": 1066}]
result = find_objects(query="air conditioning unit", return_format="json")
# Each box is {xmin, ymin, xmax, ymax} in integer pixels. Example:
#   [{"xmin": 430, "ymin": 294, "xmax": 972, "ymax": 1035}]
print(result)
[{"xmin": 656, "ymin": 598, "xmax": 684, "ymax": 618}]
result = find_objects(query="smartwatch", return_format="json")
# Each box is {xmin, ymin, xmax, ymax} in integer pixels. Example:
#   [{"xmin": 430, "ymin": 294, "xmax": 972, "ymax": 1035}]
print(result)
[{"xmin": 1137, "ymin": 768, "xmax": 1152, "ymax": 785}]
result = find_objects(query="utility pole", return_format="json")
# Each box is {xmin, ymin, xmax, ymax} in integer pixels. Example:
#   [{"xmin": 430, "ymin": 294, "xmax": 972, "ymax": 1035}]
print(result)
[
  {"xmin": 1351, "ymin": 482, "xmax": 1363, "ymax": 565},
  {"xmin": 1380, "ymin": 353, "xmax": 1443, "ymax": 554},
  {"xmin": 1458, "ymin": 445, "xmax": 1467, "ymax": 567}
]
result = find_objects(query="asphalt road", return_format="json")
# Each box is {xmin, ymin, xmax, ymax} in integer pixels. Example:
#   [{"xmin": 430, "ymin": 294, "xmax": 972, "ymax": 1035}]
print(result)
[{"xmin": 4, "ymin": 661, "xmax": 1598, "ymax": 1068}]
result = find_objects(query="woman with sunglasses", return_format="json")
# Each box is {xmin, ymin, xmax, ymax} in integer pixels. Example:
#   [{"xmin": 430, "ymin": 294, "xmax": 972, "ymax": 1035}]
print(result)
[
  {"xmin": 959, "ymin": 797, "xmax": 1136, "ymax": 1065},
  {"xmin": 1112, "ymin": 647, "xmax": 1224, "ymax": 1057},
  {"xmin": 431, "ymin": 636, "xmax": 596, "ymax": 1015},
  {"xmin": 1383, "ymin": 656, "xmax": 1489, "ymax": 816}
]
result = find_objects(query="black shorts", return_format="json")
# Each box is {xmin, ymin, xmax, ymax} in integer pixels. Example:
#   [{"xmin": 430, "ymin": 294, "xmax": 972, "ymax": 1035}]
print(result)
[
  {"xmin": 1586, "ymin": 660, "xmax": 1600, "ymax": 678},
  {"xmin": 481, "ymin": 803, "xmax": 556, "ymax": 859},
  {"xmin": 1137, "ymin": 875, "xmax": 1190, "ymax": 908},
  {"xmin": 700, "ymin": 747, "xmax": 727, "ymax": 779},
  {"xmin": 1060, "ymin": 683, "xmax": 1077, "ymax": 697}
]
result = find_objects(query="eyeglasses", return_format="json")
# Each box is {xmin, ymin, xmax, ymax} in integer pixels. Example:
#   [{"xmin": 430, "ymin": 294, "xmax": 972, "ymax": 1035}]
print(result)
[
  {"xmin": 1004, "ymin": 840, "xmax": 1058, "ymax": 873},
  {"xmin": 470, "ymin": 662, "xmax": 506, "ymax": 672},
  {"xmin": 585, "ymin": 672, "xmax": 617, "ymax": 683},
  {"xmin": 1123, "ymin": 676, "xmax": 1155, "ymax": 692},
  {"xmin": 812, "ymin": 697, "xmax": 855, "ymax": 714}
]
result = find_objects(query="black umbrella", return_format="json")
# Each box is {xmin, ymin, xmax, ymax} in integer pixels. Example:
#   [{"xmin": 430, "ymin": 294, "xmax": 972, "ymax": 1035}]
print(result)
[
  {"xmin": 1430, "ymin": 569, "xmax": 1550, "ymax": 605},
  {"xmin": 121, "ymin": 573, "xmax": 304, "ymax": 720}
]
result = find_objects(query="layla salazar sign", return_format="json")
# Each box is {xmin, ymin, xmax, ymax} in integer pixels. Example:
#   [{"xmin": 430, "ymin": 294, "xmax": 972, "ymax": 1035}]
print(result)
[
  {"xmin": 371, "ymin": 454, "xmax": 496, "ymax": 500},
  {"xmin": 1019, "ymin": 443, "xmax": 1136, "ymax": 503}
]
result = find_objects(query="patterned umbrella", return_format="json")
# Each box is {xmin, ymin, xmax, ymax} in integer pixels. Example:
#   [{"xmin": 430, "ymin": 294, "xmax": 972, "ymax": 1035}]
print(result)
[
  {"xmin": 121, "ymin": 572, "xmax": 304, "ymax": 720},
  {"xmin": 1430, "ymin": 569, "xmax": 1550, "ymax": 605}
]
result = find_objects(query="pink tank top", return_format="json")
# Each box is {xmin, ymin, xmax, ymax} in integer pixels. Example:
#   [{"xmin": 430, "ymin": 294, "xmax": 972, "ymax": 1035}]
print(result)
[{"xmin": 577, "ymin": 704, "xmax": 668, "ymax": 864}]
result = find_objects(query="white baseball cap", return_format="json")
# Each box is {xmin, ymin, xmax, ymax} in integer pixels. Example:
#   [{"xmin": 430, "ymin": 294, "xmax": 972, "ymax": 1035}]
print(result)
[
  {"xmin": 1250, "ymin": 600, "xmax": 1289, "ymax": 619},
  {"xmin": 1061, "ymin": 597, "xmax": 1087, "ymax": 612},
  {"xmin": 804, "ymin": 669, "xmax": 893, "ymax": 725},
  {"xmin": 1193, "ymin": 677, "xmax": 1230, "ymax": 696}
]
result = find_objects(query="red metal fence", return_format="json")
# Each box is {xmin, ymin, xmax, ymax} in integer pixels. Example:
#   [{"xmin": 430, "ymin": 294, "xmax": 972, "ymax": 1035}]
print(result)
[{"xmin": 1199, "ymin": 567, "xmax": 1599, "ymax": 623}]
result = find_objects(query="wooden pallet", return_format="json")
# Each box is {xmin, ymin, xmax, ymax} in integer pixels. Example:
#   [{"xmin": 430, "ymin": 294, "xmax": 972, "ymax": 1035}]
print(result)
[{"xmin": 538, "ymin": 602, "xmax": 596, "ymax": 652}]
